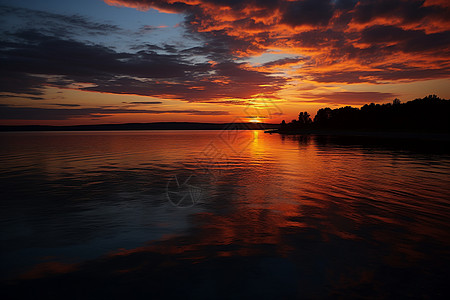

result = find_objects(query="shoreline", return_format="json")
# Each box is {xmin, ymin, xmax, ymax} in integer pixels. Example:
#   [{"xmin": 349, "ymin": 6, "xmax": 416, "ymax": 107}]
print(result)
[
  {"xmin": 268, "ymin": 129, "xmax": 450, "ymax": 142},
  {"xmin": 0, "ymin": 122, "xmax": 279, "ymax": 132}
]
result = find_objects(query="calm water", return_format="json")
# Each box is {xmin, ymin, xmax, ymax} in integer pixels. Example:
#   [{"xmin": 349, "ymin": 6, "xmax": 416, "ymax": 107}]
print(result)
[{"xmin": 1, "ymin": 130, "xmax": 449, "ymax": 298}]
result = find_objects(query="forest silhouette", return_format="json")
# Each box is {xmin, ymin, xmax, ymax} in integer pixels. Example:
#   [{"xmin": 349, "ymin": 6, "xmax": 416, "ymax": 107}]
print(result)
[{"xmin": 279, "ymin": 95, "xmax": 449, "ymax": 133}]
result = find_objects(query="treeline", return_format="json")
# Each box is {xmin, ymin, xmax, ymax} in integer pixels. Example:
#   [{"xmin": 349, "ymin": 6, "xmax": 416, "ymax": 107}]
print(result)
[{"xmin": 279, "ymin": 95, "xmax": 450, "ymax": 133}]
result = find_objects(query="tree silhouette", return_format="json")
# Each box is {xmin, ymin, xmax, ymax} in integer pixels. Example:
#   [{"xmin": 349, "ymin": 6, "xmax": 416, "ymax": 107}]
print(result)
[
  {"xmin": 280, "ymin": 120, "xmax": 287, "ymax": 131},
  {"xmin": 298, "ymin": 112, "xmax": 312, "ymax": 126},
  {"xmin": 278, "ymin": 95, "xmax": 449, "ymax": 133}
]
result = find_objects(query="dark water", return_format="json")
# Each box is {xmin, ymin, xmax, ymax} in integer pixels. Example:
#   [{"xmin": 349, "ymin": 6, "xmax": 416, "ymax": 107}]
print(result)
[{"xmin": 1, "ymin": 130, "xmax": 449, "ymax": 299}]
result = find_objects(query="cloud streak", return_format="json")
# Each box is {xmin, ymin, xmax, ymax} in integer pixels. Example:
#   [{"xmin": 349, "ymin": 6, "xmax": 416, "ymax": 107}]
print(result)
[
  {"xmin": 299, "ymin": 91, "xmax": 398, "ymax": 105},
  {"xmin": 0, "ymin": 104, "xmax": 230, "ymax": 120},
  {"xmin": 125, "ymin": 101, "xmax": 163, "ymax": 105}
]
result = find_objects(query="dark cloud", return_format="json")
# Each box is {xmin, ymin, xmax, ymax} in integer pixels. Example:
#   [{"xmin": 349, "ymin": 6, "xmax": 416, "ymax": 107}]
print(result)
[
  {"xmin": 48, "ymin": 103, "xmax": 81, "ymax": 107},
  {"xmin": 300, "ymin": 91, "xmax": 397, "ymax": 105},
  {"xmin": 400, "ymin": 30, "xmax": 450, "ymax": 53},
  {"xmin": 281, "ymin": 0, "xmax": 335, "ymax": 27},
  {"xmin": 361, "ymin": 25, "xmax": 420, "ymax": 44},
  {"xmin": 335, "ymin": 0, "xmax": 358, "ymax": 10},
  {"xmin": 361, "ymin": 25, "xmax": 450, "ymax": 53},
  {"xmin": 292, "ymin": 29, "xmax": 346, "ymax": 48},
  {"xmin": 1, "ymin": 21, "xmax": 284, "ymax": 100},
  {"xmin": 138, "ymin": 25, "xmax": 168, "ymax": 34},
  {"xmin": 0, "ymin": 104, "xmax": 230, "ymax": 120},
  {"xmin": 307, "ymin": 66, "xmax": 450, "ymax": 84},
  {"xmin": 1, "ymin": 31, "xmax": 190, "ymax": 79},
  {"xmin": 81, "ymin": 63, "xmax": 283, "ymax": 101},
  {"xmin": 0, "ymin": 5, "xmax": 120, "ymax": 37},
  {"xmin": 104, "ymin": 0, "xmax": 191, "ymax": 13},
  {"xmin": 201, "ymin": 99, "xmax": 249, "ymax": 105},
  {"xmin": 126, "ymin": 101, "xmax": 163, "ymax": 105},
  {"xmin": 262, "ymin": 57, "xmax": 304, "ymax": 68},
  {"xmin": 0, "ymin": 71, "xmax": 47, "ymax": 96},
  {"xmin": 0, "ymin": 94, "xmax": 45, "ymax": 100},
  {"xmin": 352, "ymin": 0, "xmax": 450, "ymax": 25}
]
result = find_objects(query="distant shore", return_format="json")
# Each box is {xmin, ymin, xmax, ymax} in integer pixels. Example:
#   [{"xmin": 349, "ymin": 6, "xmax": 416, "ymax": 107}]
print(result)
[{"xmin": 0, "ymin": 122, "xmax": 280, "ymax": 132}]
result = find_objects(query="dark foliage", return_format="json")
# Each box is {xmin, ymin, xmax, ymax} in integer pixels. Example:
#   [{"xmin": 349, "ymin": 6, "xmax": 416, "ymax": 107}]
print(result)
[
  {"xmin": 280, "ymin": 111, "xmax": 313, "ymax": 131},
  {"xmin": 280, "ymin": 95, "xmax": 450, "ymax": 133}
]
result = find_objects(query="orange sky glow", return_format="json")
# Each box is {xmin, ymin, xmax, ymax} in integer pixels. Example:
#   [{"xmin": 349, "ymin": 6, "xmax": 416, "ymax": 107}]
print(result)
[{"xmin": 1, "ymin": 0, "xmax": 449, "ymax": 125}]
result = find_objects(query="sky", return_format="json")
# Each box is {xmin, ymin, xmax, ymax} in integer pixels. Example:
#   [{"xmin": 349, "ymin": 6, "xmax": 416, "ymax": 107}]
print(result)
[{"xmin": 0, "ymin": 0, "xmax": 449, "ymax": 125}]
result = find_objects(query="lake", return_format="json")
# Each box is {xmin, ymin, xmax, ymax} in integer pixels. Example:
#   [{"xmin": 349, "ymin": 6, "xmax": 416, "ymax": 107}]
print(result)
[{"xmin": 1, "ymin": 130, "xmax": 449, "ymax": 298}]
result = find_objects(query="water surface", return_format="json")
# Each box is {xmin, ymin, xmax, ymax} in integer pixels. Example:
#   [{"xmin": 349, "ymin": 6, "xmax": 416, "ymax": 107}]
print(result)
[{"xmin": 1, "ymin": 130, "xmax": 449, "ymax": 298}]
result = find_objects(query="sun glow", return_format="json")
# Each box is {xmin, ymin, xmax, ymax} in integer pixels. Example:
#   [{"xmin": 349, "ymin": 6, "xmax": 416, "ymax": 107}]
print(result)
[{"xmin": 249, "ymin": 118, "xmax": 261, "ymax": 123}]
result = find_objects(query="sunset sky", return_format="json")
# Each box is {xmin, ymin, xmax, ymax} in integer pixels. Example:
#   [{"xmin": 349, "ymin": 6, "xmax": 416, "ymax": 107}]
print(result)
[{"xmin": 1, "ymin": 0, "xmax": 449, "ymax": 125}]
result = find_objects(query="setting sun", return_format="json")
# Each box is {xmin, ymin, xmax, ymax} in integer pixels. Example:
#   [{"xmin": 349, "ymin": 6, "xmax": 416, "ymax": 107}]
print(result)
[{"xmin": 249, "ymin": 118, "xmax": 261, "ymax": 123}]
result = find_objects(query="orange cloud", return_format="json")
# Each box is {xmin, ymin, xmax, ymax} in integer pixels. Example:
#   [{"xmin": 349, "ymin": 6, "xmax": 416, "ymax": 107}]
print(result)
[{"xmin": 102, "ymin": 1, "xmax": 449, "ymax": 85}]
